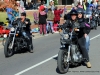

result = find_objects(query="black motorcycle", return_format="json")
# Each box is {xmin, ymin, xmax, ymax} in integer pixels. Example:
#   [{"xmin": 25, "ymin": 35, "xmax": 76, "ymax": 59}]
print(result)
[
  {"xmin": 97, "ymin": 13, "xmax": 100, "ymax": 26},
  {"xmin": 96, "ymin": 6, "xmax": 100, "ymax": 26},
  {"xmin": 85, "ymin": 8, "xmax": 97, "ymax": 29},
  {"xmin": 57, "ymin": 25, "xmax": 83, "ymax": 73},
  {"xmin": 4, "ymin": 19, "xmax": 33, "ymax": 57}
]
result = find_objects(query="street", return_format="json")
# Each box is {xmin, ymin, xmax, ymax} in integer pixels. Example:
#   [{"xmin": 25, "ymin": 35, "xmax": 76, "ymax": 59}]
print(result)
[{"xmin": 0, "ymin": 27, "xmax": 100, "ymax": 75}]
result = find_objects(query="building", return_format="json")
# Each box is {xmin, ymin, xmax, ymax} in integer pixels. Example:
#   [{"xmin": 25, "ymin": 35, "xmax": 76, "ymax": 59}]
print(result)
[
  {"xmin": 24, "ymin": 0, "xmax": 73, "ymax": 5},
  {"xmin": 58, "ymin": 0, "xmax": 73, "ymax": 5}
]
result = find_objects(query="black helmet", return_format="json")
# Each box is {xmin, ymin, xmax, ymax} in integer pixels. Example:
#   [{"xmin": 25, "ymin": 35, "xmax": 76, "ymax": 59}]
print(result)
[
  {"xmin": 77, "ymin": 8, "xmax": 84, "ymax": 14},
  {"xmin": 70, "ymin": 10, "xmax": 78, "ymax": 15},
  {"xmin": 21, "ymin": 12, "xmax": 26, "ymax": 16}
]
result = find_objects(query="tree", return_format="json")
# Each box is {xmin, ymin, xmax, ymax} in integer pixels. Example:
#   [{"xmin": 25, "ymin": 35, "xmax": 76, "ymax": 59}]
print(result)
[{"xmin": 53, "ymin": 0, "xmax": 58, "ymax": 5}]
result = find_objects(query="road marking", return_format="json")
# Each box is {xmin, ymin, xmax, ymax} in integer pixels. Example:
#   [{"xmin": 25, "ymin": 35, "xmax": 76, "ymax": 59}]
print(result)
[
  {"xmin": 15, "ymin": 34, "xmax": 100, "ymax": 75},
  {"xmin": 15, "ymin": 54, "xmax": 58, "ymax": 75}
]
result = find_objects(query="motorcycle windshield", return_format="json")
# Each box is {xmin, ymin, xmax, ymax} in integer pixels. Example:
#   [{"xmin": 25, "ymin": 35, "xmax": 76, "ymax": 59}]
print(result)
[{"xmin": 85, "ymin": 8, "xmax": 92, "ymax": 15}]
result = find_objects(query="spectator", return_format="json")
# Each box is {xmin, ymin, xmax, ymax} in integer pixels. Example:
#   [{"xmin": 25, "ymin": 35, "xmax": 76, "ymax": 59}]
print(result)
[
  {"xmin": 16, "ymin": 1, "xmax": 25, "ymax": 17},
  {"xmin": 50, "ymin": 0, "xmax": 55, "ymax": 13},
  {"xmin": 63, "ymin": 5, "xmax": 67, "ymax": 15},
  {"xmin": 53, "ymin": 7, "xmax": 63, "ymax": 33},
  {"xmin": 20, "ymin": 0, "xmax": 24, "ymax": 8},
  {"xmin": 32, "ymin": 2, "xmax": 37, "ymax": 9},
  {"xmin": 28, "ymin": 2, "xmax": 33, "ymax": 10},
  {"xmin": 54, "ymin": 7, "xmax": 63, "ymax": 23},
  {"xmin": 60, "ymin": 7, "xmax": 64, "ymax": 17},
  {"xmin": 38, "ymin": 2, "xmax": 46, "ymax": 12},
  {"xmin": 6, "ymin": 4, "xmax": 13, "ymax": 28},
  {"xmin": 85, "ymin": 0, "xmax": 90, "ymax": 8},
  {"xmin": 77, "ymin": 2, "xmax": 83, "ymax": 8},
  {"xmin": 93, "ymin": 0, "xmax": 97, "ymax": 8},
  {"xmin": 46, "ymin": 8, "xmax": 54, "ymax": 34},
  {"xmin": 39, "ymin": 8, "xmax": 47, "ymax": 36},
  {"xmin": 83, "ymin": 1, "xmax": 86, "ymax": 10},
  {"xmin": 71, "ymin": 3, "xmax": 78, "ymax": 10},
  {"xmin": 12, "ymin": 6, "xmax": 19, "ymax": 21}
]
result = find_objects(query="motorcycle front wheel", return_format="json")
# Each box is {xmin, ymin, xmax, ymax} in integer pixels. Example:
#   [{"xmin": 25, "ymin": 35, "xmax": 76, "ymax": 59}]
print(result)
[
  {"xmin": 2, "ymin": 38, "xmax": 6, "ymax": 46},
  {"xmin": 4, "ymin": 37, "xmax": 14, "ymax": 57},
  {"xmin": 57, "ymin": 50, "xmax": 69, "ymax": 74}
]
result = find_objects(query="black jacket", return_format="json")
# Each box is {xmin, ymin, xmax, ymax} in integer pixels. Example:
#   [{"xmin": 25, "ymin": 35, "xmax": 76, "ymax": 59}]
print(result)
[
  {"xmin": 13, "ymin": 18, "xmax": 31, "ymax": 31},
  {"xmin": 78, "ymin": 18, "xmax": 91, "ymax": 35},
  {"xmin": 61, "ymin": 18, "xmax": 90, "ymax": 38},
  {"xmin": 39, "ymin": 11, "xmax": 47, "ymax": 24}
]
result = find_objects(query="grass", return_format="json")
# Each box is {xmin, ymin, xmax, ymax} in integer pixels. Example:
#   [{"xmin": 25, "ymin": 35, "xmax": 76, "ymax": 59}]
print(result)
[
  {"xmin": 0, "ymin": 12, "xmax": 34, "ymax": 23},
  {"xmin": 26, "ymin": 15, "xmax": 34, "ymax": 23},
  {"xmin": 0, "ymin": 12, "xmax": 7, "ymax": 23}
]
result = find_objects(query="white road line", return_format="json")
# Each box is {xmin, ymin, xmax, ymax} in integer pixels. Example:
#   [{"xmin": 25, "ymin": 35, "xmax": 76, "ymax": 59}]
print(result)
[
  {"xmin": 15, "ymin": 34, "xmax": 100, "ymax": 75},
  {"xmin": 15, "ymin": 54, "xmax": 58, "ymax": 75}
]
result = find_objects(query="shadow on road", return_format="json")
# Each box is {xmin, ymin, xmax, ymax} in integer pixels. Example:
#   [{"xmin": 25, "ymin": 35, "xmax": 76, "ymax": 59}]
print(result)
[
  {"xmin": 53, "ymin": 56, "xmax": 86, "ymax": 74},
  {"xmin": 15, "ymin": 49, "xmax": 29, "ymax": 54}
]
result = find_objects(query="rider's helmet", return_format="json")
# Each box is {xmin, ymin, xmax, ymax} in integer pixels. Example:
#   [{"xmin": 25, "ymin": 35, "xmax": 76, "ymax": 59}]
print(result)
[
  {"xmin": 21, "ymin": 12, "xmax": 26, "ymax": 16},
  {"xmin": 89, "ymin": 4, "xmax": 94, "ymax": 8},
  {"xmin": 77, "ymin": 8, "xmax": 84, "ymax": 14},
  {"xmin": 70, "ymin": 10, "xmax": 78, "ymax": 16}
]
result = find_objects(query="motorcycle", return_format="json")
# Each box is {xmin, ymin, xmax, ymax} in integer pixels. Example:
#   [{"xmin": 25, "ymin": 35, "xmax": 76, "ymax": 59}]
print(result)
[
  {"xmin": 90, "ymin": 12, "xmax": 98, "ymax": 30},
  {"xmin": 96, "ymin": 6, "xmax": 100, "ymax": 26},
  {"xmin": 85, "ymin": 8, "xmax": 97, "ymax": 29},
  {"xmin": 96, "ymin": 11, "xmax": 100, "ymax": 26},
  {"xmin": 4, "ymin": 19, "xmax": 33, "ymax": 57},
  {"xmin": 57, "ymin": 25, "xmax": 83, "ymax": 74}
]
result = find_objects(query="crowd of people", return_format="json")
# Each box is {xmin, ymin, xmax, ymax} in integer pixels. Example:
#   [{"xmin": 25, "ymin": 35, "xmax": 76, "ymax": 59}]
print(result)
[
  {"xmin": 5, "ymin": 0, "xmax": 100, "ymax": 34},
  {"xmin": 37, "ymin": 0, "xmax": 100, "ymax": 36},
  {"xmin": 6, "ymin": 1, "xmax": 25, "ymax": 28},
  {"xmin": 37, "ymin": 0, "xmax": 67, "ymax": 36}
]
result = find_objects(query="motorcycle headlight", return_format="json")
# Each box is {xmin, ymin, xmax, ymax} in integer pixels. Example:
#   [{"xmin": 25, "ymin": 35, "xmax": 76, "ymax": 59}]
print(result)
[
  {"xmin": 3, "ymin": 34, "xmax": 7, "ymax": 38},
  {"xmin": 95, "ymin": 14, "xmax": 98, "ymax": 17},
  {"xmin": 63, "ymin": 34, "xmax": 69, "ymax": 39},
  {"xmin": 86, "ymin": 15, "xmax": 89, "ymax": 18},
  {"xmin": 10, "ymin": 27, "xmax": 15, "ymax": 32}
]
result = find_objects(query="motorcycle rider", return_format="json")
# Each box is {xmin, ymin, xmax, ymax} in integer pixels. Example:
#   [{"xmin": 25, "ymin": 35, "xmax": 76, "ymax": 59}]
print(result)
[
  {"xmin": 77, "ymin": 8, "xmax": 91, "ymax": 52},
  {"xmin": 90, "ymin": 4, "xmax": 96, "ymax": 13},
  {"xmin": 62, "ymin": 10, "xmax": 91, "ymax": 68},
  {"xmin": 13, "ymin": 12, "xmax": 33, "ymax": 53},
  {"xmin": 96, "ymin": 5, "xmax": 100, "ymax": 25}
]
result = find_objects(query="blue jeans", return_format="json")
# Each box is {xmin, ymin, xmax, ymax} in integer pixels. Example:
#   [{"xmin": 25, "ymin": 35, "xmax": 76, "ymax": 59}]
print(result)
[
  {"xmin": 86, "ymin": 35, "xmax": 90, "ymax": 52},
  {"xmin": 46, "ymin": 21, "xmax": 53, "ymax": 32},
  {"xmin": 8, "ymin": 19, "xmax": 13, "ymax": 28}
]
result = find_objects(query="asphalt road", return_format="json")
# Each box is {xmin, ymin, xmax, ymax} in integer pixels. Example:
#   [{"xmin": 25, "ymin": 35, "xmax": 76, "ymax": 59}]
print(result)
[{"xmin": 0, "ymin": 27, "xmax": 100, "ymax": 75}]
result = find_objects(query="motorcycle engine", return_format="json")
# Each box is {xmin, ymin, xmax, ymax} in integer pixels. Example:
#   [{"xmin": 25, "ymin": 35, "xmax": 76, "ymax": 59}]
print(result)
[{"xmin": 71, "ymin": 45, "xmax": 82, "ymax": 62}]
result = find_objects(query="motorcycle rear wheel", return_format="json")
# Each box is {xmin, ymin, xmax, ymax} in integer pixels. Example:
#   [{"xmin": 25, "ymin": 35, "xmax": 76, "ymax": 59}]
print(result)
[{"xmin": 57, "ymin": 50, "xmax": 69, "ymax": 74}]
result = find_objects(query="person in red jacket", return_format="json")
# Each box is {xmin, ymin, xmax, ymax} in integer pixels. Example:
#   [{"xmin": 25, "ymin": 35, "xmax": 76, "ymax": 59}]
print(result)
[{"xmin": 53, "ymin": 7, "xmax": 63, "ymax": 33}]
